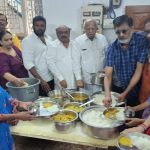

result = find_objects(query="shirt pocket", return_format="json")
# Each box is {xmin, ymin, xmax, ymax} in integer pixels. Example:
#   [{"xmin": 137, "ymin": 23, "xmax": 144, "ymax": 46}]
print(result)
[{"xmin": 81, "ymin": 49, "xmax": 89, "ymax": 61}]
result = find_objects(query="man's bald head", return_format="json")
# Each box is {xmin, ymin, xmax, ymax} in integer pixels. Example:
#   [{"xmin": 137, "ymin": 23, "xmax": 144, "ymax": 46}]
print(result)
[
  {"xmin": 83, "ymin": 19, "xmax": 98, "ymax": 40},
  {"xmin": 56, "ymin": 25, "xmax": 71, "ymax": 44}
]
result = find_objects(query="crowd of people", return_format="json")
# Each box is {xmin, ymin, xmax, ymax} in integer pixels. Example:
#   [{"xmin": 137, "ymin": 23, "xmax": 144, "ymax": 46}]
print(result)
[{"xmin": 0, "ymin": 12, "xmax": 150, "ymax": 149}]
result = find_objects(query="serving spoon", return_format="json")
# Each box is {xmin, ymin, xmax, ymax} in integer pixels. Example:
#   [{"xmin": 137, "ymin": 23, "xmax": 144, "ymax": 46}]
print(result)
[
  {"xmin": 62, "ymin": 88, "xmax": 75, "ymax": 100},
  {"xmin": 79, "ymin": 99, "xmax": 94, "ymax": 107}
]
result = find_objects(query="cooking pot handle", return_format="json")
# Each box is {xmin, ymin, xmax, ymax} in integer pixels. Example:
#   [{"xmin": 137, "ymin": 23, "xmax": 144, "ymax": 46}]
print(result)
[{"xmin": 26, "ymin": 88, "xmax": 36, "ymax": 94}]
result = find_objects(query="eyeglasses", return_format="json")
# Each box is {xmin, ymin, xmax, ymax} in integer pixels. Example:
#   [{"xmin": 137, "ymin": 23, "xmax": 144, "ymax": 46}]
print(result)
[{"xmin": 115, "ymin": 29, "xmax": 129, "ymax": 35}]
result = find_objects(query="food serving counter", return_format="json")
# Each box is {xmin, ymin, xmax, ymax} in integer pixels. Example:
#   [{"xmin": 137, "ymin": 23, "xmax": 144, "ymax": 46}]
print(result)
[{"xmin": 10, "ymin": 119, "xmax": 118, "ymax": 149}]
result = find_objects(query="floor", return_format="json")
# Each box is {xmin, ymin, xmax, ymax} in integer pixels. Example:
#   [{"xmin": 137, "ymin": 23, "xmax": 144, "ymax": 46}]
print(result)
[{"xmin": 14, "ymin": 136, "xmax": 110, "ymax": 150}]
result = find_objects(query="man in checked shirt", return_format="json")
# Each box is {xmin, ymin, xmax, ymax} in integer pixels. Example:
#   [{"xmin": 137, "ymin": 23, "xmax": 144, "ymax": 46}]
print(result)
[{"xmin": 103, "ymin": 15, "xmax": 149, "ymax": 109}]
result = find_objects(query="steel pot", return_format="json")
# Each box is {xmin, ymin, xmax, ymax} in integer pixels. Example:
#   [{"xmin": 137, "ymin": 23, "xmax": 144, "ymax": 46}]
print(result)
[
  {"xmin": 91, "ymin": 72, "xmax": 105, "ymax": 85},
  {"xmin": 52, "ymin": 110, "xmax": 78, "ymax": 132},
  {"xmin": 70, "ymin": 91, "xmax": 89, "ymax": 103},
  {"xmin": 79, "ymin": 106, "xmax": 124, "ymax": 139},
  {"xmin": 6, "ymin": 78, "xmax": 40, "ymax": 102}
]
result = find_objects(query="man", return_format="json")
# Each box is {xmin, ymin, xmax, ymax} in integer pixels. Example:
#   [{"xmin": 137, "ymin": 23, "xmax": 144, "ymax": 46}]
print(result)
[
  {"xmin": 103, "ymin": 15, "xmax": 148, "ymax": 108},
  {"xmin": 46, "ymin": 25, "xmax": 76, "ymax": 90},
  {"xmin": 0, "ymin": 13, "xmax": 21, "ymax": 49},
  {"xmin": 139, "ymin": 18, "xmax": 150, "ymax": 103},
  {"xmin": 72, "ymin": 19, "xmax": 108, "ymax": 95},
  {"xmin": 22, "ymin": 16, "xmax": 54, "ymax": 96}
]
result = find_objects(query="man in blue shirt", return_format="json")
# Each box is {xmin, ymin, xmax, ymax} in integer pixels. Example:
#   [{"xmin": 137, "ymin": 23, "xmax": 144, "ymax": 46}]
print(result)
[{"xmin": 103, "ymin": 15, "xmax": 148, "ymax": 108}]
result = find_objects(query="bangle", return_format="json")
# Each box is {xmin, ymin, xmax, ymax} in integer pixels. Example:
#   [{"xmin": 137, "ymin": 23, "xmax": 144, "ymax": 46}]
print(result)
[
  {"xmin": 0, "ymin": 114, "xmax": 3, "ymax": 121},
  {"xmin": 139, "ymin": 123, "xmax": 148, "ymax": 131}
]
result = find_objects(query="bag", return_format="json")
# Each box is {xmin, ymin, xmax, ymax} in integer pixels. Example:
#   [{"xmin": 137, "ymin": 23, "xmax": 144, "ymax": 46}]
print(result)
[{"xmin": 139, "ymin": 62, "xmax": 150, "ymax": 103}]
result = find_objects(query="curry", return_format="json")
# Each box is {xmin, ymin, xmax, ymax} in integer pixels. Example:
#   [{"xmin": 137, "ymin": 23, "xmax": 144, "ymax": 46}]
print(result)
[
  {"xmin": 64, "ymin": 103, "xmax": 84, "ymax": 113},
  {"xmin": 104, "ymin": 108, "xmax": 119, "ymax": 119},
  {"xmin": 119, "ymin": 136, "xmax": 133, "ymax": 147},
  {"xmin": 43, "ymin": 102, "xmax": 53, "ymax": 108},
  {"xmin": 71, "ymin": 93, "xmax": 88, "ymax": 101},
  {"xmin": 52, "ymin": 112, "xmax": 76, "ymax": 122}
]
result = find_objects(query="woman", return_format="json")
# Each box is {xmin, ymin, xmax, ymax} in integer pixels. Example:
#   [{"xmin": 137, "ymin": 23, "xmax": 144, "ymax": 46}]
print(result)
[
  {"xmin": 0, "ymin": 86, "xmax": 34, "ymax": 150},
  {"xmin": 0, "ymin": 30, "xmax": 28, "ymax": 88}
]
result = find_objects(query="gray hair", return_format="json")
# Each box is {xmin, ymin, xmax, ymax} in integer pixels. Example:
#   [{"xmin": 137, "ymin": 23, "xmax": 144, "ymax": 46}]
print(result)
[
  {"xmin": 83, "ymin": 19, "xmax": 98, "ymax": 29},
  {"xmin": 56, "ymin": 25, "xmax": 71, "ymax": 32}
]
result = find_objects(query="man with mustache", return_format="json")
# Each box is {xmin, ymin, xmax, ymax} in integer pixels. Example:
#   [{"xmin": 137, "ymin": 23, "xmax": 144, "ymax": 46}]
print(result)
[
  {"xmin": 46, "ymin": 25, "xmax": 77, "ymax": 90},
  {"xmin": 22, "ymin": 16, "xmax": 54, "ymax": 96},
  {"xmin": 103, "ymin": 15, "xmax": 149, "ymax": 108}
]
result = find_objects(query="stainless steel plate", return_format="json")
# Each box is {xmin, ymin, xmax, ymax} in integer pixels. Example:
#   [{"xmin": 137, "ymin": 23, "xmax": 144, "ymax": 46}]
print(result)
[
  {"xmin": 118, "ymin": 132, "xmax": 150, "ymax": 150},
  {"xmin": 29, "ymin": 97, "xmax": 60, "ymax": 117}
]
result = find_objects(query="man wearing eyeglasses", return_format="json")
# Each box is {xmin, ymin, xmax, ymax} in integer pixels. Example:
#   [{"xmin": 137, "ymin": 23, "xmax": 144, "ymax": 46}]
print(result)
[{"xmin": 103, "ymin": 15, "xmax": 149, "ymax": 108}]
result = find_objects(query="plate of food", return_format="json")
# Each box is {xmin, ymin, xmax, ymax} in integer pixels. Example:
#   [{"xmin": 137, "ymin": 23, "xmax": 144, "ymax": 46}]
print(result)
[
  {"xmin": 118, "ymin": 132, "xmax": 150, "ymax": 150},
  {"xmin": 92, "ymin": 91, "xmax": 125, "ymax": 107},
  {"xmin": 28, "ymin": 98, "xmax": 60, "ymax": 117}
]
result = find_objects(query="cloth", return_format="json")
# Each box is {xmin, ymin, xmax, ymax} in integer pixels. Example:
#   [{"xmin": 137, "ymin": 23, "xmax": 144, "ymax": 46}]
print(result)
[
  {"xmin": 106, "ymin": 32, "xmax": 148, "ymax": 89},
  {"xmin": 72, "ymin": 33, "xmax": 108, "ymax": 83},
  {"xmin": 0, "ymin": 46, "xmax": 28, "ymax": 88},
  {"xmin": 12, "ymin": 34, "xmax": 22, "ymax": 50},
  {"xmin": 46, "ymin": 40, "xmax": 76, "ymax": 89},
  {"xmin": 142, "ymin": 97, "xmax": 150, "ymax": 120},
  {"xmin": 145, "ymin": 127, "xmax": 150, "ymax": 135},
  {"xmin": 0, "ymin": 86, "xmax": 14, "ymax": 150},
  {"xmin": 22, "ymin": 33, "xmax": 53, "ymax": 82},
  {"xmin": 139, "ymin": 62, "xmax": 150, "ymax": 103}
]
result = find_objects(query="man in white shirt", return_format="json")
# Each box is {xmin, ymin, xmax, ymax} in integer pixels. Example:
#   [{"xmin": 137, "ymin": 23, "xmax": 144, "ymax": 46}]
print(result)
[
  {"xmin": 46, "ymin": 25, "xmax": 76, "ymax": 90},
  {"xmin": 22, "ymin": 16, "xmax": 54, "ymax": 96},
  {"xmin": 72, "ymin": 19, "xmax": 108, "ymax": 95}
]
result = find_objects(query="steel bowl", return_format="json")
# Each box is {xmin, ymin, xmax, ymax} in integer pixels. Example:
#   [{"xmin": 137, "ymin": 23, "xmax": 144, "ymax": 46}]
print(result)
[
  {"xmin": 90, "ymin": 72, "xmax": 105, "ymax": 85},
  {"xmin": 79, "ymin": 105, "xmax": 124, "ymax": 139},
  {"xmin": 70, "ymin": 91, "xmax": 89, "ymax": 103},
  {"xmin": 52, "ymin": 110, "xmax": 78, "ymax": 132},
  {"xmin": 48, "ymin": 90, "xmax": 69, "ymax": 107}
]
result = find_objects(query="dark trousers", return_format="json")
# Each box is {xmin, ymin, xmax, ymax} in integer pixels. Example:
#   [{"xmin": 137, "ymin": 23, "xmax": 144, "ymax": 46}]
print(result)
[{"xmin": 39, "ymin": 79, "xmax": 54, "ymax": 96}]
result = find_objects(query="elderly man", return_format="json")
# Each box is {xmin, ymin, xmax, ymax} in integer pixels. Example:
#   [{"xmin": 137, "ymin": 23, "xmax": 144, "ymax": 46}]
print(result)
[
  {"xmin": 0, "ymin": 13, "xmax": 21, "ymax": 49},
  {"xmin": 103, "ymin": 15, "xmax": 149, "ymax": 108},
  {"xmin": 72, "ymin": 19, "xmax": 108, "ymax": 95},
  {"xmin": 22, "ymin": 16, "xmax": 54, "ymax": 96},
  {"xmin": 46, "ymin": 25, "xmax": 77, "ymax": 90}
]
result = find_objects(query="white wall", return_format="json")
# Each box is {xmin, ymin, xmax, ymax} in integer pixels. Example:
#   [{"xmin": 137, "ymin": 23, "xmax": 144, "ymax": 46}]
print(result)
[{"xmin": 43, "ymin": 0, "xmax": 150, "ymax": 42}]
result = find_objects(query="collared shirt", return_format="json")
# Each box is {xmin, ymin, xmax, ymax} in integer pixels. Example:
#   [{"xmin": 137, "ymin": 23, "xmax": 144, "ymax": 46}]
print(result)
[
  {"xmin": 72, "ymin": 33, "xmax": 108, "ymax": 83},
  {"xmin": 106, "ymin": 32, "xmax": 148, "ymax": 88},
  {"xmin": 22, "ymin": 33, "xmax": 53, "ymax": 82},
  {"xmin": 46, "ymin": 39, "xmax": 76, "ymax": 89}
]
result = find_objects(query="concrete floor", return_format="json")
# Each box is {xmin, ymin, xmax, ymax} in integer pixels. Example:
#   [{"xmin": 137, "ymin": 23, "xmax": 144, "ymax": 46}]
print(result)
[{"xmin": 14, "ymin": 136, "xmax": 107, "ymax": 150}]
